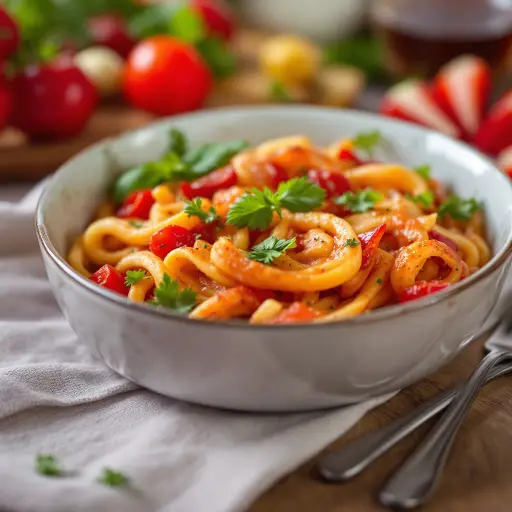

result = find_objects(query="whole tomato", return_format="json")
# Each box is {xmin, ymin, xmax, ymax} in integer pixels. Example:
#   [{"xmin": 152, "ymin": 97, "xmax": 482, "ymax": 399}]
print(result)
[
  {"xmin": 0, "ymin": 7, "xmax": 19, "ymax": 61},
  {"xmin": 88, "ymin": 13, "xmax": 135, "ymax": 58},
  {"xmin": 0, "ymin": 82, "xmax": 11, "ymax": 130},
  {"xmin": 10, "ymin": 58, "xmax": 98, "ymax": 140},
  {"xmin": 124, "ymin": 36, "xmax": 213, "ymax": 116},
  {"xmin": 191, "ymin": 0, "xmax": 236, "ymax": 41}
]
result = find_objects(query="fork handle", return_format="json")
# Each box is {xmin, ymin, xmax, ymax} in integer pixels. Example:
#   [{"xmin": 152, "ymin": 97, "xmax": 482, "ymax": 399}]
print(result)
[
  {"xmin": 379, "ymin": 350, "xmax": 512, "ymax": 509},
  {"xmin": 317, "ymin": 361, "xmax": 512, "ymax": 482}
]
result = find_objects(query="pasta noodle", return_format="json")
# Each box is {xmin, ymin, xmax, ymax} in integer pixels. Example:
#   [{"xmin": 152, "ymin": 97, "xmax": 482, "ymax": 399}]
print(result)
[{"xmin": 69, "ymin": 131, "xmax": 491, "ymax": 324}]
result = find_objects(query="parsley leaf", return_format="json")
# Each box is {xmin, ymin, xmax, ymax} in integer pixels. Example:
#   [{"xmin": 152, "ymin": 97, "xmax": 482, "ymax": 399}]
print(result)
[
  {"xmin": 128, "ymin": 220, "xmax": 144, "ymax": 228},
  {"xmin": 35, "ymin": 454, "xmax": 63, "ymax": 477},
  {"xmin": 415, "ymin": 164, "xmax": 431, "ymax": 180},
  {"xmin": 334, "ymin": 189, "xmax": 383, "ymax": 213},
  {"xmin": 277, "ymin": 177, "xmax": 326, "ymax": 212},
  {"xmin": 438, "ymin": 195, "xmax": 481, "ymax": 220},
  {"xmin": 248, "ymin": 236, "xmax": 297, "ymax": 265},
  {"xmin": 269, "ymin": 81, "xmax": 293, "ymax": 102},
  {"xmin": 226, "ymin": 178, "xmax": 325, "ymax": 230},
  {"xmin": 124, "ymin": 270, "xmax": 149, "ymax": 287},
  {"xmin": 352, "ymin": 130, "xmax": 382, "ymax": 158},
  {"xmin": 226, "ymin": 188, "xmax": 276, "ymax": 230},
  {"xmin": 169, "ymin": 128, "xmax": 187, "ymax": 157},
  {"xmin": 152, "ymin": 274, "xmax": 197, "ymax": 313},
  {"xmin": 405, "ymin": 190, "xmax": 434, "ymax": 208},
  {"xmin": 97, "ymin": 468, "xmax": 129, "ymax": 488},
  {"xmin": 184, "ymin": 198, "xmax": 219, "ymax": 224},
  {"xmin": 344, "ymin": 238, "xmax": 360, "ymax": 247}
]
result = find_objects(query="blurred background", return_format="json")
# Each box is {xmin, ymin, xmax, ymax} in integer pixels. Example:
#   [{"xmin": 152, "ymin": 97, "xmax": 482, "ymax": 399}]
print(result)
[{"xmin": 1, "ymin": 0, "xmax": 512, "ymax": 180}]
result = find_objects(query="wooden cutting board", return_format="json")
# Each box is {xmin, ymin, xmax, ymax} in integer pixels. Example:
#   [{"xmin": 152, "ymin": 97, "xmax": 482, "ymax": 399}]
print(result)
[{"xmin": 0, "ymin": 28, "xmax": 364, "ymax": 183}]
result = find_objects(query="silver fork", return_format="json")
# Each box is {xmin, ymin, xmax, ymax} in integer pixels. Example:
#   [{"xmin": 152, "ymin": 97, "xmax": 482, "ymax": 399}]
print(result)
[
  {"xmin": 317, "ymin": 301, "xmax": 512, "ymax": 486},
  {"xmin": 378, "ymin": 312, "xmax": 512, "ymax": 508}
]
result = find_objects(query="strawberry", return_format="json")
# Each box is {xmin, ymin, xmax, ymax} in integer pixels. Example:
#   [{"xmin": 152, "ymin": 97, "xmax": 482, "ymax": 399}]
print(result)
[
  {"xmin": 379, "ymin": 80, "xmax": 461, "ymax": 139},
  {"xmin": 431, "ymin": 55, "xmax": 491, "ymax": 141},
  {"xmin": 473, "ymin": 90, "xmax": 512, "ymax": 156},
  {"xmin": 497, "ymin": 145, "xmax": 512, "ymax": 180}
]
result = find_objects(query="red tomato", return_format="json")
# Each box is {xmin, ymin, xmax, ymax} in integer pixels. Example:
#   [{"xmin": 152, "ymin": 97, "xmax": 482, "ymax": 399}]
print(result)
[
  {"xmin": 306, "ymin": 169, "xmax": 351, "ymax": 198},
  {"xmin": 0, "ymin": 7, "xmax": 20, "ymax": 61},
  {"xmin": 267, "ymin": 162, "xmax": 288, "ymax": 189},
  {"xmin": 359, "ymin": 224, "xmax": 387, "ymax": 269},
  {"xmin": 10, "ymin": 60, "xmax": 97, "ymax": 140},
  {"xmin": 250, "ymin": 288, "xmax": 276, "ymax": 303},
  {"xmin": 180, "ymin": 166, "xmax": 237, "ymax": 199},
  {"xmin": 88, "ymin": 13, "xmax": 135, "ymax": 58},
  {"xmin": 0, "ymin": 83, "xmax": 11, "ymax": 130},
  {"xmin": 192, "ymin": 222, "xmax": 217, "ymax": 244},
  {"xmin": 269, "ymin": 302, "xmax": 320, "ymax": 324},
  {"xmin": 191, "ymin": 0, "xmax": 236, "ymax": 41},
  {"xmin": 338, "ymin": 148, "xmax": 363, "ymax": 165},
  {"xmin": 124, "ymin": 36, "xmax": 213, "ymax": 116},
  {"xmin": 90, "ymin": 264, "xmax": 129, "ymax": 296},
  {"xmin": 399, "ymin": 281, "xmax": 450, "ymax": 303},
  {"xmin": 150, "ymin": 225, "xmax": 197, "ymax": 258},
  {"xmin": 117, "ymin": 189, "xmax": 155, "ymax": 219}
]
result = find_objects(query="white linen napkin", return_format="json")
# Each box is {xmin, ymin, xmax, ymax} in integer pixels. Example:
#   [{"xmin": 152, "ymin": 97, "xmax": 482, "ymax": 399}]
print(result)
[{"xmin": 0, "ymin": 183, "xmax": 396, "ymax": 512}]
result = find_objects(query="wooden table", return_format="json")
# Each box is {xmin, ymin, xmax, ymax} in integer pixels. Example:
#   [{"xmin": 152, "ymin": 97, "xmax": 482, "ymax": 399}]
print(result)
[{"xmin": 251, "ymin": 336, "xmax": 512, "ymax": 512}]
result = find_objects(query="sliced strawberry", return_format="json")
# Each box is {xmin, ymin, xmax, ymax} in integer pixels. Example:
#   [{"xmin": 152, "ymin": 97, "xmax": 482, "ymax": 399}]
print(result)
[
  {"xmin": 379, "ymin": 80, "xmax": 461, "ymax": 139},
  {"xmin": 474, "ymin": 90, "xmax": 512, "ymax": 156},
  {"xmin": 431, "ymin": 55, "xmax": 491, "ymax": 140},
  {"xmin": 497, "ymin": 145, "xmax": 512, "ymax": 179}
]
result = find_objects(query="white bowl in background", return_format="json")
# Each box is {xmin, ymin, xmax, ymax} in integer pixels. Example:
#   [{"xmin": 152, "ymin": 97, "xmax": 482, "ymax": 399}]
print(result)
[
  {"xmin": 36, "ymin": 106, "xmax": 512, "ymax": 412},
  {"xmin": 238, "ymin": 0, "xmax": 370, "ymax": 42}
]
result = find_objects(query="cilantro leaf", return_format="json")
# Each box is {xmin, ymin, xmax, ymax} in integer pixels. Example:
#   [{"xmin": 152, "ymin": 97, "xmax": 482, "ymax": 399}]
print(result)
[
  {"xmin": 405, "ymin": 190, "xmax": 434, "ymax": 208},
  {"xmin": 169, "ymin": 128, "xmax": 187, "ymax": 157},
  {"xmin": 152, "ymin": 274, "xmax": 197, "ymax": 313},
  {"xmin": 226, "ymin": 188, "xmax": 276, "ymax": 230},
  {"xmin": 124, "ymin": 270, "xmax": 149, "ymax": 287},
  {"xmin": 248, "ymin": 236, "xmax": 297, "ymax": 265},
  {"xmin": 438, "ymin": 195, "xmax": 481, "ymax": 220},
  {"xmin": 35, "ymin": 454, "xmax": 63, "ymax": 477},
  {"xmin": 344, "ymin": 238, "xmax": 360, "ymax": 247},
  {"xmin": 334, "ymin": 189, "xmax": 383, "ymax": 213},
  {"xmin": 97, "ymin": 468, "xmax": 129, "ymax": 488},
  {"xmin": 352, "ymin": 130, "xmax": 382, "ymax": 158},
  {"xmin": 276, "ymin": 177, "xmax": 326, "ymax": 212},
  {"xmin": 269, "ymin": 81, "xmax": 293, "ymax": 102},
  {"xmin": 184, "ymin": 198, "xmax": 219, "ymax": 224},
  {"xmin": 415, "ymin": 164, "xmax": 431, "ymax": 180}
]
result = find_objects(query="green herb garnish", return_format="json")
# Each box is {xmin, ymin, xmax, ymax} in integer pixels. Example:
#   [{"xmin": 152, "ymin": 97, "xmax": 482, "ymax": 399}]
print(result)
[
  {"xmin": 124, "ymin": 270, "xmax": 149, "ymax": 287},
  {"xmin": 344, "ymin": 238, "xmax": 360, "ymax": 247},
  {"xmin": 269, "ymin": 81, "xmax": 293, "ymax": 102},
  {"xmin": 415, "ymin": 164, "xmax": 431, "ymax": 180},
  {"xmin": 184, "ymin": 198, "xmax": 219, "ymax": 224},
  {"xmin": 247, "ymin": 236, "xmax": 297, "ymax": 265},
  {"xmin": 334, "ymin": 189, "xmax": 383, "ymax": 213},
  {"xmin": 151, "ymin": 274, "xmax": 197, "ymax": 313},
  {"xmin": 97, "ymin": 468, "xmax": 129, "ymax": 488},
  {"xmin": 35, "ymin": 454, "xmax": 63, "ymax": 477},
  {"xmin": 227, "ymin": 177, "xmax": 326, "ymax": 230},
  {"xmin": 405, "ymin": 190, "xmax": 435, "ymax": 208},
  {"xmin": 352, "ymin": 130, "xmax": 382, "ymax": 158},
  {"xmin": 438, "ymin": 195, "xmax": 481, "ymax": 221}
]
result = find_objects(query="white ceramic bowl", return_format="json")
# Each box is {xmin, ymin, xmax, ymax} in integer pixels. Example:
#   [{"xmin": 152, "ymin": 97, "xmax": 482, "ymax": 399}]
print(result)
[{"xmin": 36, "ymin": 106, "xmax": 512, "ymax": 412}]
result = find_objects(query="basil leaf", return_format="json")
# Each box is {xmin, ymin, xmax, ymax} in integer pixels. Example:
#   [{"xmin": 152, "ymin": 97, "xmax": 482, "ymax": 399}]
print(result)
[
  {"xmin": 184, "ymin": 140, "xmax": 249, "ymax": 174},
  {"xmin": 169, "ymin": 128, "xmax": 188, "ymax": 157},
  {"xmin": 168, "ymin": 5, "xmax": 205, "ymax": 44},
  {"xmin": 112, "ymin": 163, "xmax": 165, "ymax": 204},
  {"xmin": 196, "ymin": 37, "xmax": 237, "ymax": 79}
]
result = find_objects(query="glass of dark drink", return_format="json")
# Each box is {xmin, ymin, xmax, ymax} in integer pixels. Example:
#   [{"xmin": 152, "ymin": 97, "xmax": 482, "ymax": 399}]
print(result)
[{"xmin": 371, "ymin": 0, "xmax": 512, "ymax": 77}]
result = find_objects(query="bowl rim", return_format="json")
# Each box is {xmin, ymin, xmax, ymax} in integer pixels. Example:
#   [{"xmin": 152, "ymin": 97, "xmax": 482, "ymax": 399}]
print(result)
[{"xmin": 36, "ymin": 104, "xmax": 512, "ymax": 330}]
